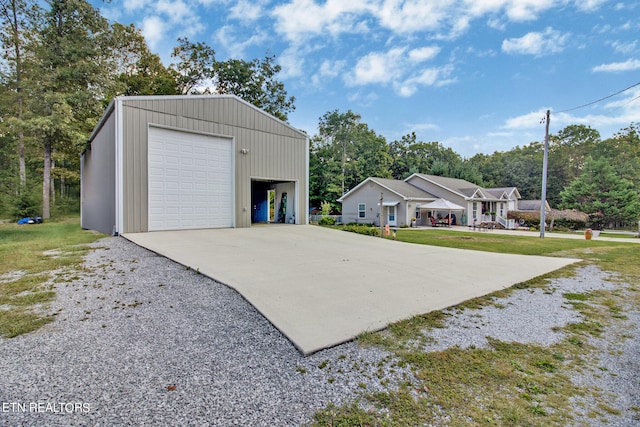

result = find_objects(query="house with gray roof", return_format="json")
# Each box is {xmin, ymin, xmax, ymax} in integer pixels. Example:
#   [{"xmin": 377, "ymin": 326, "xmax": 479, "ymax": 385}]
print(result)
[
  {"xmin": 337, "ymin": 177, "xmax": 436, "ymax": 227},
  {"xmin": 338, "ymin": 174, "xmax": 522, "ymax": 228}
]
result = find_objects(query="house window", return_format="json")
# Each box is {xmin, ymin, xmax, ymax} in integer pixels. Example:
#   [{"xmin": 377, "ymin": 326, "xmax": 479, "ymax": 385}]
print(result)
[
  {"xmin": 472, "ymin": 202, "xmax": 478, "ymax": 221},
  {"xmin": 415, "ymin": 209, "xmax": 421, "ymax": 219},
  {"xmin": 358, "ymin": 203, "xmax": 366, "ymax": 219}
]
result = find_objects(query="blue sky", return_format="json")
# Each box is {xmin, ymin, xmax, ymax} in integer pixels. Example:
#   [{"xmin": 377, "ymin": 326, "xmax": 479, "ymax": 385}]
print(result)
[{"xmin": 92, "ymin": 0, "xmax": 640, "ymax": 157}]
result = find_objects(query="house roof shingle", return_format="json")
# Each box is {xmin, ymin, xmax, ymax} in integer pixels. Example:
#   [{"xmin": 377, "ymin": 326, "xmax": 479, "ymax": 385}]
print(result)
[
  {"xmin": 369, "ymin": 177, "xmax": 437, "ymax": 199},
  {"xmin": 518, "ymin": 200, "xmax": 550, "ymax": 211},
  {"xmin": 409, "ymin": 174, "xmax": 522, "ymax": 201}
]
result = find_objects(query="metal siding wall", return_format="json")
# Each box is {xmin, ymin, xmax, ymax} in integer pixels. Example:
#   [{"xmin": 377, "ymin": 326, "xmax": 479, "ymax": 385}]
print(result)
[
  {"xmin": 81, "ymin": 112, "xmax": 116, "ymax": 234},
  {"xmin": 119, "ymin": 97, "xmax": 307, "ymax": 232}
]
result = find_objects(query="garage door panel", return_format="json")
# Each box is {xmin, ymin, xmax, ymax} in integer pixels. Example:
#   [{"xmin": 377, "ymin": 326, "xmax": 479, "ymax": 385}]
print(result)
[{"xmin": 148, "ymin": 127, "xmax": 233, "ymax": 231}]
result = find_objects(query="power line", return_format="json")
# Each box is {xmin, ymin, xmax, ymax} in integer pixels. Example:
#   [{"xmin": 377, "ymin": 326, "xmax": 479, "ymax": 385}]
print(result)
[{"xmin": 555, "ymin": 81, "xmax": 640, "ymax": 113}]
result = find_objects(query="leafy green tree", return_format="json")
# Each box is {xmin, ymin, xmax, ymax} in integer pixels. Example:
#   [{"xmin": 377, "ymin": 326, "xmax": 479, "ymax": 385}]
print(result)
[
  {"xmin": 215, "ymin": 55, "xmax": 295, "ymax": 121},
  {"xmin": 309, "ymin": 136, "xmax": 342, "ymax": 210},
  {"xmin": 596, "ymin": 123, "xmax": 640, "ymax": 192},
  {"xmin": 107, "ymin": 23, "xmax": 178, "ymax": 97},
  {"xmin": 560, "ymin": 156, "xmax": 640, "ymax": 228},
  {"xmin": 0, "ymin": 0, "xmax": 38, "ymax": 190},
  {"xmin": 170, "ymin": 37, "xmax": 216, "ymax": 95},
  {"xmin": 547, "ymin": 124, "xmax": 601, "ymax": 206},
  {"xmin": 28, "ymin": 0, "xmax": 110, "ymax": 218},
  {"xmin": 389, "ymin": 132, "xmax": 463, "ymax": 180},
  {"xmin": 468, "ymin": 143, "xmax": 543, "ymax": 199},
  {"xmin": 171, "ymin": 38, "xmax": 295, "ymax": 121},
  {"xmin": 315, "ymin": 110, "xmax": 391, "ymax": 200}
]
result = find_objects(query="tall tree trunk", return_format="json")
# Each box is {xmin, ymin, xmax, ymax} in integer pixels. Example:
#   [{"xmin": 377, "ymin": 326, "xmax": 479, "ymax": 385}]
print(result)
[
  {"xmin": 42, "ymin": 138, "xmax": 51, "ymax": 219},
  {"xmin": 50, "ymin": 156, "xmax": 55, "ymax": 205},
  {"xmin": 4, "ymin": 0, "xmax": 27, "ymax": 188},
  {"xmin": 18, "ymin": 137, "xmax": 25, "ymax": 188}
]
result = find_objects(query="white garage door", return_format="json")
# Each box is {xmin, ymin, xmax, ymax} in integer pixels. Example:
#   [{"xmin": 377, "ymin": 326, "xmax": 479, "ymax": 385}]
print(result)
[{"xmin": 148, "ymin": 127, "xmax": 233, "ymax": 231}]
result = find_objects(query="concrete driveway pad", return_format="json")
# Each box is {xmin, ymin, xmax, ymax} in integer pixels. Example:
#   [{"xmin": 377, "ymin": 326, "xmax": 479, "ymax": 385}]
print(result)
[{"xmin": 124, "ymin": 226, "xmax": 578, "ymax": 355}]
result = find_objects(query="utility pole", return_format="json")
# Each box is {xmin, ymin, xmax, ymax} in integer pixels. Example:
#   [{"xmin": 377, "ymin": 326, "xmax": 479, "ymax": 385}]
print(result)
[
  {"xmin": 379, "ymin": 192, "xmax": 384, "ymax": 238},
  {"xmin": 540, "ymin": 109, "xmax": 550, "ymax": 238},
  {"xmin": 341, "ymin": 138, "xmax": 346, "ymax": 195}
]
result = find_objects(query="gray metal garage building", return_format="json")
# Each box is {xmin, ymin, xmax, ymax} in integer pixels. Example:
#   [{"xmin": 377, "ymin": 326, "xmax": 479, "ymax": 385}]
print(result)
[{"xmin": 81, "ymin": 95, "xmax": 309, "ymax": 235}]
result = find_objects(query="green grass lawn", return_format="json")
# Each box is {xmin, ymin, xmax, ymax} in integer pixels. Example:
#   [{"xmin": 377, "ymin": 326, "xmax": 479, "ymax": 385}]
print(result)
[
  {"xmin": 0, "ymin": 217, "xmax": 104, "ymax": 337},
  {"xmin": 394, "ymin": 228, "xmax": 623, "ymax": 256},
  {"xmin": 313, "ymin": 226, "xmax": 640, "ymax": 426}
]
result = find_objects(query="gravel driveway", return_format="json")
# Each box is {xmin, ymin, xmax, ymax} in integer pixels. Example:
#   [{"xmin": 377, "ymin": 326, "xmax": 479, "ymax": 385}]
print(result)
[{"xmin": 0, "ymin": 236, "xmax": 638, "ymax": 426}]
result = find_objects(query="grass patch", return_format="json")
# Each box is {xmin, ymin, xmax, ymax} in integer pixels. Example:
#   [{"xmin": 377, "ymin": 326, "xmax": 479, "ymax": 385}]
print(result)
[
  {"xmin": 393, "ymin": 229, "xmax": 626, "ymax": 257},
  {"xmin": 0, "ymin": 217, "xmax": 104, "ymax": 338},
  {"xmin": 313, "ymin": 227, "xmax": 640, "ymax": 426},
  {"xmin": 315, "ymin": 339, "xmax": 583, "ymax": 426}
]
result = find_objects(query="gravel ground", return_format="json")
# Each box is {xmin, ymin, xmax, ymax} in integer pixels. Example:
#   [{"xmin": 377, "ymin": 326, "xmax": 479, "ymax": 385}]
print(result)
[{"xmin": 0, "ymin": 236, "xmax": 638, "ymax": 426}]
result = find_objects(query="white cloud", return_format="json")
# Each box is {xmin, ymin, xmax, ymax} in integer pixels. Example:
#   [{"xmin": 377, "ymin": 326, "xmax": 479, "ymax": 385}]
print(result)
[
  {"xmin": 351, "ymin": 47, "xmax": 406, "ymax": 85},
  {"xmin": 397, "ymin": 65, "xmax": 454, "ymax": 97},
  {"xmin": 502, "ymin": 0, "xmax": 557, "ymax": 21},
  {"xmin": 408, "ymin": 46, "xmax": 440, "ymax": 62},
  {"xmin": 376, "ymin": 0, "xmax": 452, "ymax": 33},
  {"xmin": 271, "ymin": 0, "xmax": 372, "ymax": 42},
  {"xmin": 347, "ymin": 91, "xmax": 380, "ymax": 107},
  {"xmin": 141, "ymin": 15, "xmax": 165, "ymax": 50},
  {"xmin": 501, "ymin": 88, "xmax": 640, "ymax": 136},
  {"xmin": 215, "ymin": 25, "xmax": 268, "ymax": 57},
  {"xmin": 502, "ymin": 27, "xmax": 569, "ymax": 56},
  {"xmin": 464, "ymin": 0, "xmax": 558, "ymax": 22},
  {"xmin": 347, "ymin": 46, "xmax": 454, "ymax": 96},
  {"xmin": 407, "ymin": 122, "xmax": 440, "ymax": 133},
  {"xmin": 312, "ymin": 60, "xmax": 347, "ymax": 86},
  {"xmin": 574, "ymin": 0, "xmax": 609, "ymax": 12},
  {"xmin": 502, "ymin": 109, "xmax": 550, "ymax": 130},
  {"xmin": 593, "ymin": 58, "xmax": 640, "ymax": 72},
  {"xmin": 277, "ymin": 46, "xmax": 308, "ymax": 79},
  {"xmin": 124, "ymin": 0, "xmax": 146, "ymax": 12},
  {"xmin": 156, "ymin": 0, "xmax": 191, "ymax": 22},
  {"xmin": 610, "ymin": 40, "xmax": 637, "ymax": 54},
  {"xmin": 229, "ymin": 0, "xmax": 268, "ymax": 22}
]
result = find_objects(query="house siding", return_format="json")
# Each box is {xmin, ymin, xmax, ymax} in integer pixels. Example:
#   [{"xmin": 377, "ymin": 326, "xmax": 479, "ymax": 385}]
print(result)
[{"xmin": 341, "ymin": 181, "xmax": 410, "ymax": 226}]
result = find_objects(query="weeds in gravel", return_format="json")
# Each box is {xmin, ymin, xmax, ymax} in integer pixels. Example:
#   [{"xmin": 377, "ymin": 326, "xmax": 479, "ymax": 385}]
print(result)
[
  {"xmin": 0, "ymin": 217, "xmax": 103, "ymax": 337},
  {"xmin": 313, "ymin": 234, "xmax": 639, "ymax": 426}
]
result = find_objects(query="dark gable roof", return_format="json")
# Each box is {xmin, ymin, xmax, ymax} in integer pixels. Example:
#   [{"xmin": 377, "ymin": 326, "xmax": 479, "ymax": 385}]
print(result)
[
  {"xmin": 484, "ymin": 188, "xmax": 507, "ymax": 198},
  {"xmin": 490, "ymin": 187, "xmax": 521, "ymax": 199},
  {"xmin": 518, "ymin": 200, "xmax": 550, "ymax": 211},
  {"xmin": 413, "ymin": 174, "xmax": 478, "ymax": 194},
  {"xmin": 370, "ymin": 177, "xmax": 436, "ymax": 199},
  {"xmin": 411, "ymin": 174, "xmax": 491, "ymax": 199},
  {"xmin": 411, "ymin": 174, "xmax": 519, "ymax": 201}
]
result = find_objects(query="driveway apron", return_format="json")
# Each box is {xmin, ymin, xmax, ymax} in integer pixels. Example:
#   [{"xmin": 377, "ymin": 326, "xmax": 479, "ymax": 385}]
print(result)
[{"xmin": 124, "ymin": 225, "xmax": 578, "ymax": 355}]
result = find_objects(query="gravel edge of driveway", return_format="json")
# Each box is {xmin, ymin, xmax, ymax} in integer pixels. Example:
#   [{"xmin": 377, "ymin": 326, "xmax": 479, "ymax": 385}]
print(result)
[{"xmin": 0, "ymin": 236, "xmax": 637, "ymax": 426}]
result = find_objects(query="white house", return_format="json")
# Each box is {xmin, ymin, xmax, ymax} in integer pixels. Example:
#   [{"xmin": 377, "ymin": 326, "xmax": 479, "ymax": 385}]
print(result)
[{"xmin": 339, "ymin": 174, "xmax": 522, "ymax": 228}]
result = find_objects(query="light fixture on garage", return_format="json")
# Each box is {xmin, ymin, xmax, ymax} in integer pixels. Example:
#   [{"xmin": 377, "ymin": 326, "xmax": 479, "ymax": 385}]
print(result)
[{"xmin": 240, "ymin": 148, "xmax": 249, "ymax": 154}]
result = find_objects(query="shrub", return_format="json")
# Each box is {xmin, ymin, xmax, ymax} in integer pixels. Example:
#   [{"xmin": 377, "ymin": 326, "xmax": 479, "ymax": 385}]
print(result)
[
  {"xmin": 12, "ymin": 191, "xmax": 39, "ymax": 220},
  {"xmin": 320, "ymin": 201, "xmax": 332, "ymax": 216},
  {"xmin": 318, "ymin": 216, "xmax": 336, "ymax": 225},
  {"xmin": 508, "ymin": 211, "xmax": 540, "ymax": 227},
  {"xmin": 342, "ymin": 224, "xmax": 380, "ymax": 236}
]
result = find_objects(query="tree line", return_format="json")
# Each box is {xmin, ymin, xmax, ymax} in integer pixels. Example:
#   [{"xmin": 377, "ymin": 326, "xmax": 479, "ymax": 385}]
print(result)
[
  {"xmin": 312, "ymin": 113, "xmax": 640, "ymax": 229},
  {"xmin": 1, "ymin": 1, "xmax": 638, "ymax": 229},
  {"xmin": 0, "ymin": 0, "xmax": 294, "ymax": 220}
]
